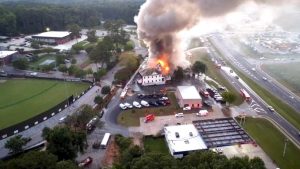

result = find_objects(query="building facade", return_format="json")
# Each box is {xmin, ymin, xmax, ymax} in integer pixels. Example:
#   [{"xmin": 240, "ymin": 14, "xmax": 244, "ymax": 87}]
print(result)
[
  {"xmin": 175, "ymin": 86, "xmax": 202, "ymax": 108},
  {"xmin": 0, "ymin": 51, "xmax": 18, "ymax": 65},
  {"xmin": 138, "ymin": 68, "xmax": 170, "ymax": 86}
]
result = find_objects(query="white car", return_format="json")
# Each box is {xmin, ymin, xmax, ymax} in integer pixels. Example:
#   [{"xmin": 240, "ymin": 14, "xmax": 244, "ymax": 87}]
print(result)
[
  {"xmin": 29, "ymin": 72, "xmax": 38, "ymax": 76},
  {"xmin": 124, "ymin": 103, "xmax": 133, "ymax": 109},
  {"xmin": 159, "ymin": 97, "xmax": 169, "ymax": 101},
  {"xmin": 268, "ymin": 106, "xmax": 275, "ymax": 112},
  {"xmin": 183, "ymin": 106, "xmax": 191, "ymax": 111},
  {"xmin": 262, "ymin": 77, "xmax": 268, "ymax": 81},
  {"xmin": 175, "ymin": 113, "xmax": 184, "ymax": 118},
  {"xmin": 140, "ymin": 100, "xmax": 150, "ymax": 107},
  {"xmin": 59, "ymin": 116, "xmax": 67, "ymax": 123},
  {"xmin": 119, "ymin": 103, "xmax": 127, "ymax": 110},
  {"xmin": 133, "ymin": 101, "xmax": 142, "ymax": 108}
]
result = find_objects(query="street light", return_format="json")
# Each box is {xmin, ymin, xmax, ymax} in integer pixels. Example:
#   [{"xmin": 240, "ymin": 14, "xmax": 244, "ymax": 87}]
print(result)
[{"xmin": 46, "ymin": 27, "xmax": 50, "ymax": 32}]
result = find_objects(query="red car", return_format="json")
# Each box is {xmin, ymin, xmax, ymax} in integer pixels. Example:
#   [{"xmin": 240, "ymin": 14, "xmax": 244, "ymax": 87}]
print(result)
[{"xmin": 78, "ymin": 156, "xmax": 93, "ymax": 167}]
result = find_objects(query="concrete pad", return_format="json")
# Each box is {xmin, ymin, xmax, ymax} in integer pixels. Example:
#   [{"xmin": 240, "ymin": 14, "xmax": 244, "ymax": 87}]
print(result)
[{"xmin": 221, "ymin": 144, "xmax": 277, "ymax": 169}]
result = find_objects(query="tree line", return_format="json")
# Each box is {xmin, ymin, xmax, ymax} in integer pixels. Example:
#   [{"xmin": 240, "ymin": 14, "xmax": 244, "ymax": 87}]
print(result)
[{"xmin": 0, "ymin": 1, "xmax": 142, "ymax": 36}]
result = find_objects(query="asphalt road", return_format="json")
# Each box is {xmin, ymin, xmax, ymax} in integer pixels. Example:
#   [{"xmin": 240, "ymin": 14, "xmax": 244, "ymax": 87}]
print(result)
[
  {"xmin": 209, "ymin": 35, "xmax": 300, "ymax": 112},
  {"xmin": 197, "ymin": 39, "xmax": 300, "ymax": 146}
]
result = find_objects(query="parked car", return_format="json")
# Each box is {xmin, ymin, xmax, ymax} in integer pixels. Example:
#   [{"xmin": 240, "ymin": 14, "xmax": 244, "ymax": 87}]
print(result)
[
  {"xmin": 137, "ymin": 94, "xmax": 145, "ymax": 99},
  {"xmin": 133, "ymin": 101, "xmax": 142, "ymax": 108},
  {"xmin": 159, "ymin": 97, "xmax": 169, "ymax": 101},
  {"xmin": 175, "ymin": 113, "xmax": 184, "ymax": 118},
  {"xmin": 78, "ymin": 156, "xmax": 93, "ymax": 167},
  {"xmin": 149, "ymin": 101, "xmax": 159, "ymax": 107},
  {"xmin": 141, "ymin": 100, "xmax": 150, "ymax": 107},
  {"xmin": 59, "ymin": 116, "xmax": 67, "ymax": 123},
  {"xmin": 183, "ymin": 106, "xmax": 191, "ymax": 111},
  {"xmin": 119, "ymin": 103, "xmax": 127, "ymax": 110},
  {"xmin": 157, "ymin": 100, "xmax": 167, "ymax": 106},
  {"xmin": 196, "ymin": 110, "xmax": 208, "ymax": 116},
  {"xmin": 124, "ymin": 103, "xmax": 133, "ymax": 109}
]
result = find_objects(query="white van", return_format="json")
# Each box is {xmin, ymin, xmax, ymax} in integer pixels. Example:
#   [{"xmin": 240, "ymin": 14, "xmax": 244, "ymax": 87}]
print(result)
[{"xmin": 196, "ymin": 110, "xmax": 208, "ymax": 116}]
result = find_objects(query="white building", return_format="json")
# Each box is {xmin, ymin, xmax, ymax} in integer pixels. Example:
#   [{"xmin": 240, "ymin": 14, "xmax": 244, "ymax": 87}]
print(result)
[
  {"xmin": 32, "ymin": 31, "xmax": 72, "ymax": 45},
  {"xmin": 164, "ymin": 124, "xmax": 207, "ymax": 158},
  {"xmin": 0, "ymin": 51, "xmax": 18, "ymax": 65},
  {"xmin": 138, "ymin": 68, "xmax": 169, "ymax": 86},
  {"xmin": 175, "ymin": 86, "xmax": 202, "ymax": 108}
]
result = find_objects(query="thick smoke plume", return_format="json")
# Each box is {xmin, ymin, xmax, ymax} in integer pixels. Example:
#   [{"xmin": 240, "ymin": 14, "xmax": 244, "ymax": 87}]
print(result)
[{"xmin": 135, "ymin": 0, "xmax": 293, "ymax": 71}]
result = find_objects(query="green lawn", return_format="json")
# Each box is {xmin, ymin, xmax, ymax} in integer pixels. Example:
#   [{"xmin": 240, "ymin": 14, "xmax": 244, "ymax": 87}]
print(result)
[
  {"xmin": 263, "ymin": 62, "xmax": 300, "ymax": 97},
  {"xmin": 190, "ymin": 48, "xmax": 244, "ymax": 105},
  {"xmin": 117, "ymin": 93, "xmax": 181, "ymax": 127},
  {"xmin": 0, "ymin": 79, "xmax": 89, "ymax": 129},
  {"xmin": 240, "ymin": 117, "xmax": 300, "ymax": 169},
  {"xmin": 143, "ymin": 137, "xmax": 169, "ymax": 155}
]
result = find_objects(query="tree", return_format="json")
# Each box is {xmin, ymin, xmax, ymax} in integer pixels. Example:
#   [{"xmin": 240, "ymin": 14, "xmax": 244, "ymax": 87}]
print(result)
[
  {"xmin": 249, "ymin": 157, "xmax": 266, "ymax": 169},
  {"xmin": 93, "ymin": 68, "xmax": 107, "ymax": 82},
  {"xmin": 12, "ymin": 58, "xmax": 29, "ymax": 70},
  {"xmin": 221, "ymin": 91, "xmax": 237, "ymax": 106},
  {"xmin": 172, "ymin": 66, "xmax": 184, "ymax": 82},
  {"xmin": 56, "ymin": 55, "xmax": 66, "ymax": 65},
  {"xmin": 72, "ymin": 44, "xmax": 84, "ymax": 54},
  {"xmin": 192, "ymin": 61, "xmax": 206, "ymax": 74},
  {"xmin": 71, "ymin": 58, "xmax": 77, "ymax": 64},
  {"xmin": 94, "ymin": 95, "xmax": 103, "ymax": 104},
  {"xmin": 0, "ymin": 6, "xmax": 16, "ymax": 36},
  {"xmin": 89, "ymin": 37, "xmax": 115, "ymax": 67},
  {"xmin": 44, "ymin": 126, "xmax": 87, "ymax": 160},
  {"xmin": 6, "ymin": 151, "xmax": 57, "ymax": 169},
  {"xmin": 114, "ymin": 67, "xmax": 132, "ymax": 83},
  {"xmin": 87, "ymin": 29, "xmax": 97, "ymax": 43},
  {"xmin": 101, "ymin": 86, "xmax": 111, "ymax": 95},
  {"xmin": 64, "ymin": 105, "xmax": 96, "ymax": 130},
  {"xmin": 58, "ymin": 64, "xmax": 68, "ymax": 73},
  {"xmin": 56, "ymin": 160, "xmax": 80, "ymax": 169},
  {"xmin": 5, "ymin": 135, "xmax": 27, "ymax": 154},
  {"xmin": 67, "ymin": 24, "xmax": 81, "ymax": 38},
  {"xmin": 124, "ymin": 43, "xmax": 134, "ymax": 51},
  {"xmin": 228, "ymin": 156, "xmax": 251, "ymax": 169}
]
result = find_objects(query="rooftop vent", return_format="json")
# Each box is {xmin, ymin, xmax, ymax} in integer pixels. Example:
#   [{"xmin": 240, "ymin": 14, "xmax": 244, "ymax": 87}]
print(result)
[
  {"xmin": 189, "ymin": 132, "xmax": 193, "ymax": 136},
  {"xmin": 175, "ymin": 132, "xmax": 179, "ymax": 138}
]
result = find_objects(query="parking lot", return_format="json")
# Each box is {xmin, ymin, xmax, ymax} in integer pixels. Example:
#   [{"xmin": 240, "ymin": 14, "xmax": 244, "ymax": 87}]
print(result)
[{"xmin": 193, "ymin": 118, "xmax": 252, "ymax": 148}]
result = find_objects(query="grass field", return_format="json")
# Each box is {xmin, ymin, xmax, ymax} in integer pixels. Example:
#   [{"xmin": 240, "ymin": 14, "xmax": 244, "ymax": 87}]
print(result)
[
  {"xmin": 0, "ymin": 79, "xmax": 89, "ymax": 129},
  {"xmin": 263, "ymin": 62, "xmax": 300, "ymax": 97},
  {"xmin": 240, "ymin": 117, "xmax": 300, "ymax": 169},
  {"xmin": 189, "ymin": 48, "xmax": 243, "ymax": 105},
  {"xmin": 117, "ymin": 93, "xmax": 181, "ymax": 127},
  {"xmin": 143, "ymin": 137, "xmax": 169, "ymax": 155}
]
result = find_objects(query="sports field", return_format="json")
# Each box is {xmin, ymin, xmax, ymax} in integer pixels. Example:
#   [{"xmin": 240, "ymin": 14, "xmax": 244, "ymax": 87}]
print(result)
[{"xmin": 0, "ymin": 79, "xmax": 89, "ymax": 129}]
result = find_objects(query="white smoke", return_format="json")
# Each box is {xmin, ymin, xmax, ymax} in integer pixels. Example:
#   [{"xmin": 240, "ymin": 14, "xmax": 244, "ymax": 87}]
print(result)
[{"xmin": 135, "ymin": 0, "xmax": 297, "ymax": 70}]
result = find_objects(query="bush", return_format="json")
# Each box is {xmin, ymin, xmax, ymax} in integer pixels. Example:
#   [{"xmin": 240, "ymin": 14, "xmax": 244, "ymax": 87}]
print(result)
[
  {"xmin": 94, "ymin": 95, "xmax": 103, "ymax": 104},
  {"xmin": 101, "ymin": 86, "xmax": 111, "ymax": 95},
  {"xmin": 58, "ymin": 64, "xmax": 68, "ymax": 73},
  {"xmin": 71, "ymin": 58, "xmax": 77, "ymax": 64},
  {"xmin": 93, "ymin": 69, "xmax": 107, "ymax": 81},
  {"xmin": 12, "ymin": 58, "xmax": 29, "ymax": 70}
]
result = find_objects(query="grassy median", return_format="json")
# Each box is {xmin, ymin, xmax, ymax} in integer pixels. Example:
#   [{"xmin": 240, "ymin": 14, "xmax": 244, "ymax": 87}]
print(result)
[{"xmin": 240, "ymin": 117, "xmax": 300, "ymax": 169}]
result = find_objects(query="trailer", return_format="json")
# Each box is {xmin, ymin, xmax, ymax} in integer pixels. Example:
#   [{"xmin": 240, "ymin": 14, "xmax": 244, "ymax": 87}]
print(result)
[{"xmin": 240, "ymin": 89, "xmax": 251, "ymax": 101}]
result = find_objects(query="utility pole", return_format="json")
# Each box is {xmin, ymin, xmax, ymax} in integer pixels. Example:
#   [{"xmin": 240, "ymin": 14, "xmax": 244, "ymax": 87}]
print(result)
[{"xmin": 283, "ymin": 138, "xmax": 288, "ymax": 158}]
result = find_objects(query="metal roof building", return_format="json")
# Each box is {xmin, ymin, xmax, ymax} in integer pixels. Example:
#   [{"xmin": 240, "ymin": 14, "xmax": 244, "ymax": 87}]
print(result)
[
  {"xmin": 164, "ymin": 124, "xmax": 207, "ymax": 158},
  {"xmin": 175, "ymin": 86, "xmax": 202, "ymax": 108}
]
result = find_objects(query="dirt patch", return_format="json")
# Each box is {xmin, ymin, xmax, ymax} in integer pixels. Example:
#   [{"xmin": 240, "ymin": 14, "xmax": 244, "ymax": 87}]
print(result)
[
  {"xmin": 102, "ymin": 137, "xmax": 120, "ymax": 167},
  {"xmin": 130, "ymin": 132, "xmax": 143, "ymax": 146}
]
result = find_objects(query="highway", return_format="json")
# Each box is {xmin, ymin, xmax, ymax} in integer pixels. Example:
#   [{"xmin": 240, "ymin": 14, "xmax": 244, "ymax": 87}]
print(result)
[
  {"xmin": 209, "ymin": 35, "xmax": 300, "ymax": 112},
  {"xmin": 201, "ymin": 36, "xmax": 300, "ymax": 146}
]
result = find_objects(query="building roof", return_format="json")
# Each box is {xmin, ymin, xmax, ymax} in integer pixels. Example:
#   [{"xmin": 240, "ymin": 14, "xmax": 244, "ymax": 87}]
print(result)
[
  {"xmin": 32, "ymin": 31, "xmax": 71, "ymax": 38},
  {"xmin": 139, "ymin": 68, "xmax": 161, "ymax": 76},
  {"xmin": 164, "ymin": 124, "xmax": 207, "ymax": 153},
  {"xmin": 0, "ymin": 51, "xmax": 17, "ymax": 59},
  {"xmin": 177, "ymin": 86, "xmax": 202, "ymax": 100}
]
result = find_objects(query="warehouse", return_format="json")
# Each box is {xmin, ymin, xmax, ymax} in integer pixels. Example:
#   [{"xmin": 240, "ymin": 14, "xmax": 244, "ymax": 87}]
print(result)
[
  {"xmin": 175, "ymin": 86, "xmax": 202, "ymax": 108},
  {"xmin": 164, "ymin": 124, "xmax": 207, "ymax": 158},
  {"xmin": 32, "ymin": 31, "xmax": 72, "ymax": 45}
]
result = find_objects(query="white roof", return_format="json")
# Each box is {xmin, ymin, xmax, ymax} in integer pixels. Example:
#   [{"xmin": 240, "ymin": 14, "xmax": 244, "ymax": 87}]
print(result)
[
  {"xmin": 33, "ymin": 31, "xmax": 71, "ymax": 38},
  {"xmin": 177, "ymin": 86, "xmax": 202, "ymax": 100},
  {"xmin": 164, "ymin": 124, "xmax": 207, "ymax": 153},
  {"xmin": 0, "ymin": 51, "xmax": 17, "ymax": 59}
]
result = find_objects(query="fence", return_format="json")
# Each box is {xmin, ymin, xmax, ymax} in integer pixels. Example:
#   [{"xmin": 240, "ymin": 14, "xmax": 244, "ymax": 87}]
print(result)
[{"xmin": 0, "ymin": 76, "xmax": 94, "ymax": 140}]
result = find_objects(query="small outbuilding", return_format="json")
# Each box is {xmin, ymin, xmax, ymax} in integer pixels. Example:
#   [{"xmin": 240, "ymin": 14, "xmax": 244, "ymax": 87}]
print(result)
[
  {"xmin": 164, "ymin": 124, "xmax": 207, "ymax": 158},
  {"xmin": 175, "ymin": 86, "xmax": 202, "ymax": 108}
]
